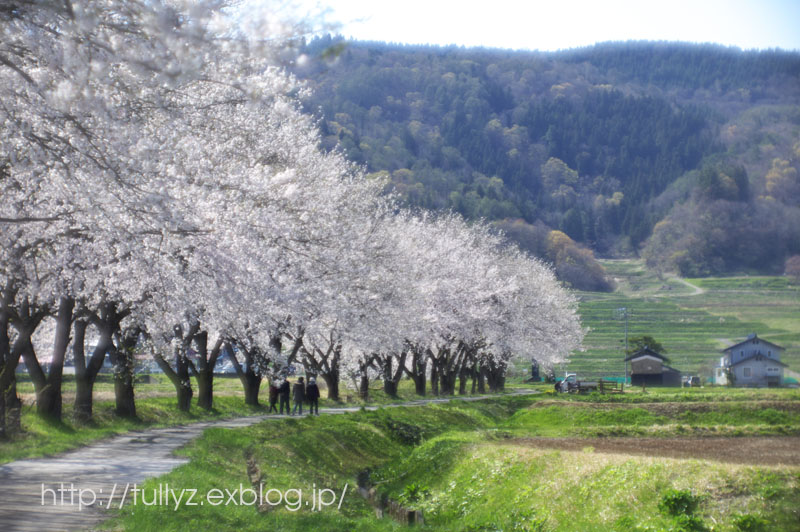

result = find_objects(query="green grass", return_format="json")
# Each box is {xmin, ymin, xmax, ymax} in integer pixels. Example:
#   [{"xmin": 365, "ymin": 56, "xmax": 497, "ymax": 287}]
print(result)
[
  {"xmin": 553, "ymin": 386, "xmax": 800, "ymax": 403},
  {"xmin": 101, "ymin": 396, "xmax": 535, "ymax": 532},
  {"xmin": 0, "ymin": 376, "xmax": 524, "ymax": 465},
  {"xmin": 503, "ymin": 393, "xmax": 800, "ymax": 438},
  {"xmin": 376, "ymin": 437, "xmax": 799, "ymax": 532},
  {"xmin": 101, "ymin": 392, "xmax": 800, "ymax": 532},
  {"xmin": 0, "ymin": 395, "xmax": 270, "ymax": 464}
]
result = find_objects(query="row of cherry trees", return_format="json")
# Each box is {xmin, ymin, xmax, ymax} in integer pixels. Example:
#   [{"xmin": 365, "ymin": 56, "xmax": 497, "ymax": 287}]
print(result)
[{"xmin": 0, "ymin": 1, "xmax": 582, "ymax": 436}]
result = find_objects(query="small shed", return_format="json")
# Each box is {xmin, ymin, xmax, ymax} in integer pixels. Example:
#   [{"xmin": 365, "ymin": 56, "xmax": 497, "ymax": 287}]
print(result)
[{"xmin": 625, "ymin": 347, "xmax": 682, "ymax": 387}]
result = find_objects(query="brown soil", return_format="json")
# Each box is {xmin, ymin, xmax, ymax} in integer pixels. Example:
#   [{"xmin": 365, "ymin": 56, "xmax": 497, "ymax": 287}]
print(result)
[
  {"xmin": 529, "ymin": 400, "xmax": 800, "ymax": 414},
  {"xmin": 505, "ymin": 436, "xmax": 800, "ymax": 466}
]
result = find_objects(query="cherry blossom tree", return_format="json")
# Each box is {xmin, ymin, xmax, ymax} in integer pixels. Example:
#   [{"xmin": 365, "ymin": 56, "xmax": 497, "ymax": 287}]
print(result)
[{"xmin": 1, "ymin": 0, "xmax": 585, "ymax": 433}]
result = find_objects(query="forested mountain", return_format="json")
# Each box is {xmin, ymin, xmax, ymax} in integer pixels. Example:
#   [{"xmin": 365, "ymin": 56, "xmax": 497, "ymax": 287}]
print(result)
[{"xmin": 293, "ymin": 38, "xmax": 800, "ymax": 287}]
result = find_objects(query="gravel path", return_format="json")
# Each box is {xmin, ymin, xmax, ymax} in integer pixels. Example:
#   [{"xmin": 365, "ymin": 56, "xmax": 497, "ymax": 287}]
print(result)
[{"xmin": 0, "ymin": 391, "xmax": 535, "ymax": 531}]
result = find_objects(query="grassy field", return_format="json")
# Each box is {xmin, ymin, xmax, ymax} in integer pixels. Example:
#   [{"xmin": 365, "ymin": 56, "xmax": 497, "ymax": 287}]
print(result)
[
  {"xmin": 0, "ymin": 377, "xmax": 435, "ymax": 464},
  {"xmin": 570, "ymin": 259, "xmax": 800, "ymax": 380},
  {"xmin": 100, "ymin": 389, "xmax": 800, "ymax": 532}
]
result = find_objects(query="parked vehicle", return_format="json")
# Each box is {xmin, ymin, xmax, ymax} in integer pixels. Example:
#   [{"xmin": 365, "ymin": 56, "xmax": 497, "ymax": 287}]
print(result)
[
  {"xmin": 683, "ymin": 376, "xmax": 701, "ymax": 387},
  {"xmin": 557, "ymin": 373, "xmax": 624, "ymax": 394}
]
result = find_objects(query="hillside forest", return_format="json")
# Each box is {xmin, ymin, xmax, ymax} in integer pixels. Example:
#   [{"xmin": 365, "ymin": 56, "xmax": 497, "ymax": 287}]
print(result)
[{"xmin": 293, "ymin": 38, "xmax": 800, "ymax": 290}]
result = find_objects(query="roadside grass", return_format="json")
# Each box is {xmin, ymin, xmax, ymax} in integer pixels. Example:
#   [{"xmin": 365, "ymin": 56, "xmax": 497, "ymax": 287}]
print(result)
[
  {"xmin": 0, "ymin": 395, "xmax": 269, "ymax": 464},
  {"xmin": 101, "ymin": 397, "xmax": 534, "ymax": 532},
  {"xmin": 0, "ymin": 377, "xmax": 526, "ymax": 464}
]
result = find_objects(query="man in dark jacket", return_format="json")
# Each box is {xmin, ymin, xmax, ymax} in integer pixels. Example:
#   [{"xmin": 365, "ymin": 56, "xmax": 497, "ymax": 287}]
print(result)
[
  {"xmin": 305, "ymin": 377, "xmax": 320, "ymax": 415},
  {"xmin": 268, "ymin": 382, "xmax": 279, "ymax": 413},
  {"xmin": 278, "ymin": 379, "xmax": 291, "ymax": 415},
  {"xmin": 291, "ymin": 376, "xmax": 305, "ymax": 416}
]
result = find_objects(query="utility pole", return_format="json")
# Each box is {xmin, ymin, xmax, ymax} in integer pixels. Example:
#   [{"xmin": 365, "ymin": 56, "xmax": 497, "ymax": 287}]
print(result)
[{"xmin": 615, "ymin": 307, "xmax": 629, "ymax": 383}]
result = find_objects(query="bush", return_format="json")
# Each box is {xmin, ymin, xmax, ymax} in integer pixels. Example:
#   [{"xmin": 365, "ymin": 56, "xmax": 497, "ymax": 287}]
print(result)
[
  {"xmin": 383, "ymin": 420, "xmax": 424, "ymax": 445},
  {"xmin": 672, "ymin": 513, "xmax": 708, "ymax": 532},
  {"xmin": 659, "ymin": 488, "xmax": 701, "ymax": 516},
  {"xmin": 732, "ymin": 513, "xmax": 770, "ymax": 532},
  {"xmin": 398, "ymin": 482, "xmax": 430, "ymax": 506}
]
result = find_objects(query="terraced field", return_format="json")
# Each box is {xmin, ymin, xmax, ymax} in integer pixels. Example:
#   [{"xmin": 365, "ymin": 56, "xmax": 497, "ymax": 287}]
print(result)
[{"xmin": 568, "ymin": 260, "xmax": 800, "ymax": 380}]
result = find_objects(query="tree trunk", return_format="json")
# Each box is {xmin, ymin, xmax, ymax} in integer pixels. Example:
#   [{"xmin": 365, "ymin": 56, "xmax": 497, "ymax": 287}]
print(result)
[
  {"xmin": 0, "ymin": 354, "xmax": 22, "ymax": 437},
  {"xmin": 478, "ymin": 365, "xmax": 487, "ymax": 394},
  {"xmin": 196, "ymin": 369, "xmax": 214, "ymax": 410},
  {"xmin": 430, "ymin": 363, "xmax": 439, "ymax": 396},
  {"xmin": 321, "ymin": 372, "xmax": 339, "ymax": 401},
  {"xmin": 72, "ymin": 319, "xmax": 91, "ymax": 422},
  {"xmin": 74, "ymin": 323, "xmax": 113, "ymax": 423},
  {"xmin": 0, "ymin": 288, "xmax": 23, "ymax": 437},
  {"xmin": 2, "ymin": 379, "xmax": 22, "ymax": 437},
  {"xmin": 73, "ymin": 303, "xmax": 125, "ymax": 422},
  {"xmin": 382, "ymin": 355, "xmax": 397, "ymax": 397},
  {"xmin": 74, "ymin": 375, "xmax": 94, "ymax": 422},
  {"xmin": 35, "ymin": 297, "xmax": 74, "ymax": 419},
  {"xmin": 384, "ymin": 379, "xmax": 398, "ymax": 397},
  {"xmin": 439, "ymin": 370, "xmax": 454, "ymax": 396},
  {"xmin": 193, "ymin": 331, "xmax": 223, "ymax": 411},
  {"xmin": 495, "ymin": 373, "xmax": 506, "ymax": 392},
  {"xmin": 458, "ymin": 366, "xmax": 468, "ymax": 395},
  {"xmin": 1, "ymin": 334, "xmax": 22, "ymax": 437},
  {"xmin": 410, "ymin": 353, "xmax": 427, "ymax": 396},
  {"xmin": 226, "ymin": 342, "xmax": 262, "ymax": 407},
  {"xmin": 175, "ymin": 382, "xmax": 193, "ymax": 411},
  {"xmin": 413, "ymin": 373, "xmax": 426, "ymax": 395},
  {"xmin": 487, "ymin": 358, "xmax": 506, "ymax": 393},
  {"xmin": 359, "ymin": 372, "xmax": 370, "ymax": 400},
  {"xmin": 112, "ymin": 329, "xmax": 138, "ymax": 418},
  {"xmin": 243, "ymin": 371, "xmax": 261, "ymax": 406},
  {"xmin": 7, "ymin": 302, "xmax": 46, "ymax": 431}
]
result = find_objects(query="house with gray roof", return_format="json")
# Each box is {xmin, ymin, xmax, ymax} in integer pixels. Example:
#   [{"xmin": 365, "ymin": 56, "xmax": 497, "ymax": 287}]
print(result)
[{"xmin": 714, "ymin": 333, "xmax": 787, "ymax": 387}]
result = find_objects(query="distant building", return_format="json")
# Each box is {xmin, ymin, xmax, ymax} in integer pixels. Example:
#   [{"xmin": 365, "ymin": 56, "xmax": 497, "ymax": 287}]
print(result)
[
  {"xmin": 715, "ymin": 333, "xmax": 787, "ymax": 387},
  {"xmin": 625, "ymin": 347, "xmax": 682, "ymax": 387}
]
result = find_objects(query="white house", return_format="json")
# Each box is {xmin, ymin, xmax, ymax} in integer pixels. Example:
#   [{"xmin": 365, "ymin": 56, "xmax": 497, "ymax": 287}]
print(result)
[{"xmin": 715, "ymin": 333, "xmax": 787, "ymax": 387}]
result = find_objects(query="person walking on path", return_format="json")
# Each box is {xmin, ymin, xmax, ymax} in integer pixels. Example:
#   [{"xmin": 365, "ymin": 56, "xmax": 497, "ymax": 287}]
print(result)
[
  {"xmin": 279, "ymin": 379, "xmax": 291, "ymax": 415},
  {"xmin": 268, "ymin": 382, "xmax": 279, "ymax": 413},
  {"xmin": 306, "ymin": 377, "xmax": 320, "ymax": 415},
  {"xmin": 292, "ymin": 377, "xmax": 306, "ymax": 415}
]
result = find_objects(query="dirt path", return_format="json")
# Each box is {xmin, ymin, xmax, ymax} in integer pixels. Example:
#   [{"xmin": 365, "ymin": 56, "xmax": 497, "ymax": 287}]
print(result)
[
  {"xmin": 506, "ymin": 436, "xmax": 800, "ymax": 467},
  {"xmin": 0, "ymin": 391, "xmax": 535, "ymax": 532},
  {"xmin": 670, "ymin": 276, "xmax": 705, "ymax": 296}
]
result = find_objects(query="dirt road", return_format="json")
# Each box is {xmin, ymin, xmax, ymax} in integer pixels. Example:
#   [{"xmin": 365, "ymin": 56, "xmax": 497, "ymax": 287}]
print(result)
[{"xmin": 507, "ymin": 436, "xmax": 800, "ymax": 466}]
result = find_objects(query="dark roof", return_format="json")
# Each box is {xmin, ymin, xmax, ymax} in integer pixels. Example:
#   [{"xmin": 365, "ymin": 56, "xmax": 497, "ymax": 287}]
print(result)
[
  {"xmin": 722, "ymin": 333, "xmax": 784, "ymax": 353},
  {"xmin": 729, "ymin": 353, "xmax": 789, "ymax": 368},
  {"xmin": 625, "ymin": 347, "xmax": 670, "ymax": 363}
]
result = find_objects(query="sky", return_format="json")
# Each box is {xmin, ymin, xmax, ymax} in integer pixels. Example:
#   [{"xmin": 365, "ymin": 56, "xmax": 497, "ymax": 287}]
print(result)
[{"xmin": 300, "ymin": 0, "xmax": 800, "ymax": 52}]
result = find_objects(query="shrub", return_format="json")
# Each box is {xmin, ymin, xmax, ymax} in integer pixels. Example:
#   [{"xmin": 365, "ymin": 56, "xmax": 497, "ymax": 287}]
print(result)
[
  {"xmin": 732, "ymin": 513, "xmax": 770, "ymax": 532},
  {"xmin": 672, "ymin": 513, "xmax": 708, "ymax": 532},
  {"xmin": 398, "ymin": 482, "xmax": 430, "ymax": 506},
  {"xmin": 659, "ymin": 488, "xmax": 701, "ymax": 516},
  {"xmin": 384, "ymin": 420, "xmax": 424, "ymax": 445}
]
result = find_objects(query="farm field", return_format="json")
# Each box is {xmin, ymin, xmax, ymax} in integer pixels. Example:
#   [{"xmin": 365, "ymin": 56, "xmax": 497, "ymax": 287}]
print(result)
[
  {"xmin": 570, "ymin": 259, "xmax": 800, "ymax": 380},
  {"xmin": 102, "ymin": 389, "xmax": 800, "ymax": 532}
]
